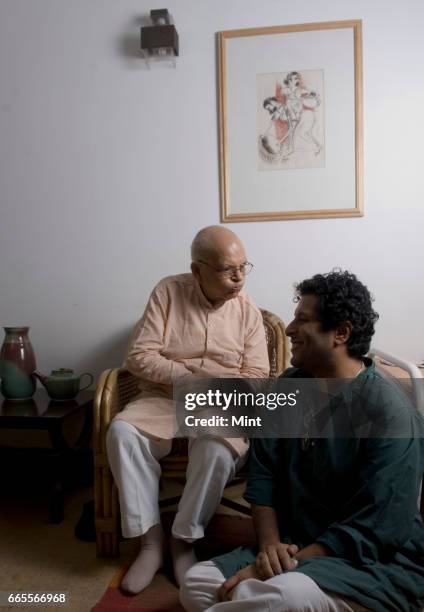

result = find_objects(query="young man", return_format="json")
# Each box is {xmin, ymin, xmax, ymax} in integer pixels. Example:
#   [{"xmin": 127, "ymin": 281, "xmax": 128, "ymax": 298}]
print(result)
[
  {"xmin": 181, "ymin": 270, "xmax": 424, "ymax": 612},
  {"xmin": 106, "ymin": 226, "xmax": 269, "ymax": 593}
]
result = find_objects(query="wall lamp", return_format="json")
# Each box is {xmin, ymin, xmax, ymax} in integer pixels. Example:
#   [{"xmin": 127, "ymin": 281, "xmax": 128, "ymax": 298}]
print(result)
[{"xmin": 141, "ymin": 9, "xmax": 179, "ymax": 65}]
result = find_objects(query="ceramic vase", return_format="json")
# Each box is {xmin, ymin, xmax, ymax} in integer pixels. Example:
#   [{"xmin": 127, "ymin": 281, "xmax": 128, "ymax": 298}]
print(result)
[{"xmin": 0, "ymin": 327, "xmax": 37, "ymax": 399}]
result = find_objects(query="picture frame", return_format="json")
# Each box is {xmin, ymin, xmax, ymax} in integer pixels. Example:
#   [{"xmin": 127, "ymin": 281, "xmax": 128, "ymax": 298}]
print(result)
[{"xmin": 218, "ymin": 20, "xmax": 363, "ymax": 222}]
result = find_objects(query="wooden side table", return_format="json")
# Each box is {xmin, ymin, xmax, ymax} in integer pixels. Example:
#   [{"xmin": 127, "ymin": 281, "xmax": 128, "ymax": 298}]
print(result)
[{"xmin": 0, "ymin": 389, "xmax": 93, "ymax": 523}]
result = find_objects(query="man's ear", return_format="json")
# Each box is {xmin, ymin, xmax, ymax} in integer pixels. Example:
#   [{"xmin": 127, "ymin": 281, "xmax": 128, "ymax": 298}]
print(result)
[
  {"xmin": 334, "ymin": 321, "xmax": 352, "ymax": 346},
  {"xmin": 191, "ymin": 261, "xmax": 201, "ymax": 281}
]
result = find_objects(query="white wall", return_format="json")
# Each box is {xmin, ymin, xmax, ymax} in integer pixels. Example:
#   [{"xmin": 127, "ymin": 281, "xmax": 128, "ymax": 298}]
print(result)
[{"xmin": 0, "ymin": 0, "xmax": 423, "ymax": 381}]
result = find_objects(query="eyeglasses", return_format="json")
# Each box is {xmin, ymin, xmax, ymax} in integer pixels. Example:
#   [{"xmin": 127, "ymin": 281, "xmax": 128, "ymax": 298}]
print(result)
[{"xmin": 196, "ymin": 260, "xmax": 254, "ymax": 278}]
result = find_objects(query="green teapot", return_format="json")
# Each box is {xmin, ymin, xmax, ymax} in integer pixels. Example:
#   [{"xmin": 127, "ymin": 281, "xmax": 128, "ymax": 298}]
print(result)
[{"xmin": 34, "ymin": 368, "xmax": 93, "ymax": 400}]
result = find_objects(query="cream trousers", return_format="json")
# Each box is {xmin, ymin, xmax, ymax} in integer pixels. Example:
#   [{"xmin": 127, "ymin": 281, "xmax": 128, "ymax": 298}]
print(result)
[
  {"xmin": 106, "ymin": 420, "xmax": 245, "ymax": 540},
  {"xmin": 180, "ymin": 561, "xmax": 356, "ymax": 612}
]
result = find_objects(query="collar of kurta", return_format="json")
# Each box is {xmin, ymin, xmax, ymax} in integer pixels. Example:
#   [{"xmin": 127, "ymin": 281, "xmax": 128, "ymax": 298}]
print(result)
[
  {"xmin": 316, "ymin": 357, "xmax": 377, "ymax": 414},
  {"xmin": 288, "ymin": 357, "xmax": 375, "ymax": 380}
]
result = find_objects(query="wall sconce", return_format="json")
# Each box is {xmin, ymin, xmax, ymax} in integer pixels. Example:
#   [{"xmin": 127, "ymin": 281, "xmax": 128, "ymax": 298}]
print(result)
[{"xmin": 141, "ymin": 9, "xmax": 179, "ymax": 66}]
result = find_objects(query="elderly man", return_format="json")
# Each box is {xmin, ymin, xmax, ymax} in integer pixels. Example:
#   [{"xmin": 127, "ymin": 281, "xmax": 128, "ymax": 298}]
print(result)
[
  {"xmin": 181, "ymin": 270, "xmax": 424, "ymax": 612},
  {"xmin": 106, "ymin": 226, "xmax": 269, "ymax": 594}
]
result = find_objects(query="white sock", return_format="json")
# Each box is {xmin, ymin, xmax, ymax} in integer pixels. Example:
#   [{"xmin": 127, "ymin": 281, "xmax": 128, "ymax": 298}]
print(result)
[
  {"xmin": 170, "ymin": 536, "xmax": 197, "ymax": 586},
  {"xmin": 121, "ymin": 524, "xmax": 166, "ymax": 595}
]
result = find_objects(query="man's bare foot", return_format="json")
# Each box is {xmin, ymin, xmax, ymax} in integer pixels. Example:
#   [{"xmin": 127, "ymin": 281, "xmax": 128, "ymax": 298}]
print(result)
[{"xmin": 121, "ymin": 524, "xmax": 167, "ymax": 595}]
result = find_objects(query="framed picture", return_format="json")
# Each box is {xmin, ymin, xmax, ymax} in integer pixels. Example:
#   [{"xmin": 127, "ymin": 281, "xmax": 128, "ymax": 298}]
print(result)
[{"xmin": 218, "ymin": 20, "xmax": 363, "ymax": 222}]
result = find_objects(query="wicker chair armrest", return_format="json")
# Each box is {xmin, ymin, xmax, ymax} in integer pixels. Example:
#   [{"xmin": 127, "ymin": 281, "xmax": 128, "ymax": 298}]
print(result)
[
  {"xmin": 260, "ymin": 308, "xmax": 290, "ymax": 376},
  {"xmin": 104, "ymin": 367, "xmax": 140, "ymax": 417},
  {"xmin": 95, "ymin": 367, "xmax": 140, "ymax": 456},
  {"xmin": 93, "ymin": 369, "xmax": 112, "ymax": 455}
]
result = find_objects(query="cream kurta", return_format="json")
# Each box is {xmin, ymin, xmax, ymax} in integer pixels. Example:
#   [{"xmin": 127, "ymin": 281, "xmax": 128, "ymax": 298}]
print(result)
[{"xmin": 114, "ymin": 273, "xmax": 270, "ymax": 456}]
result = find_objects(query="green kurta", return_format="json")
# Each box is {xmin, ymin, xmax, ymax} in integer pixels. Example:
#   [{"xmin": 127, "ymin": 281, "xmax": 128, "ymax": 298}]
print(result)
[{"xmin": 213, "ymin": 361, "xmax": 424, "ymax": 612}]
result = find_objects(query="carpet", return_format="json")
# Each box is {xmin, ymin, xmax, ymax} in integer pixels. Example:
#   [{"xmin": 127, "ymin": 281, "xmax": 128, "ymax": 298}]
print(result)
[
  {"xmin": 92, "ymin": 566, "xmax": 183, "ymax": 611},
  {"xmin": 92, "ymin": 514, "xmax": 255, "ymax": 611}
]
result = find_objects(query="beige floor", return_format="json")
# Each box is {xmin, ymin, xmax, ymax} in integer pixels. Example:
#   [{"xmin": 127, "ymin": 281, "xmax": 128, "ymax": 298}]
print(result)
[
  {"xmin": 0, "ymin": 479, "xmax": 248, "ymax": 612},
  {"xmin": 0, "ymin": 484, "xmax": 137, "ymax": 612}
]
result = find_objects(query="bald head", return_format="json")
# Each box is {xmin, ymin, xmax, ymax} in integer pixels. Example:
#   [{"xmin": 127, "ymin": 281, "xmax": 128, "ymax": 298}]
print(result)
[
  {"xmin": 191, "ymin": 225, "xmax": 245, "ymax": 264},
  {"xmin": 190, "ymin": 226, "xmax": 248, "ymax": 306}
]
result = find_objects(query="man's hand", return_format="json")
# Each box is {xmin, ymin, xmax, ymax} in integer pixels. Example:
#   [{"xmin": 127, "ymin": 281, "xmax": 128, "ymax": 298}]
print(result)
[
  {"xmin": 256, "ymin": 543, "xmax": 299, "ymax": 579},
  {"xmin": 217, "ymin": 564, "xmax": 259, "ymax": 602}
]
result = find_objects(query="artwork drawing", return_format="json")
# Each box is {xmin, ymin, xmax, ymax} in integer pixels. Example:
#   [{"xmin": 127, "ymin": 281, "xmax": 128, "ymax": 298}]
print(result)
[{"xmin": 257, "ymin": 70, "xmax": 325, "ymax": 170}]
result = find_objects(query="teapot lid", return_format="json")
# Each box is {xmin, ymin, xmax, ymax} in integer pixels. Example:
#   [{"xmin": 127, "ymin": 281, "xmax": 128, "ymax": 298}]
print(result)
[{"xmin": 50, "ymin": 368, "xmax": 74, "ymax": 378}]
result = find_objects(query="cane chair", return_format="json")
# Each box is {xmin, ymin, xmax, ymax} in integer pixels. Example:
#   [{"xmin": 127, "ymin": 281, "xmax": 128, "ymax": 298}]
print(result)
[{"xmin": 93, "ymin": 309, "xmax": 290, "ymax": 557}]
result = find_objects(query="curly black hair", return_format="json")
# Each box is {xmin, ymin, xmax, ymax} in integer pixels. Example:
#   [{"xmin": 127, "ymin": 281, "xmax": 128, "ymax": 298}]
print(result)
[{"xmin": 295, "ymin": 270, "xmax": 379, "ymax": 358}]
